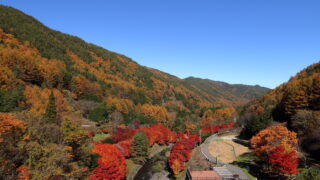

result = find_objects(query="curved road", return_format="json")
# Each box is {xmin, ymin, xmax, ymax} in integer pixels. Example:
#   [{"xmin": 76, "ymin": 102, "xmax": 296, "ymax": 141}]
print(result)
[{"xmin": 200, "ymin": 130, "xmax": 250, "ymax": 180}]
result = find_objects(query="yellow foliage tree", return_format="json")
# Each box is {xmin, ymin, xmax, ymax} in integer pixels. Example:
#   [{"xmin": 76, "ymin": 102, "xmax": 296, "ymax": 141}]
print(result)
[{"xmin": 141, "ymin": 104, "xmax": 169, "ymax": 124}]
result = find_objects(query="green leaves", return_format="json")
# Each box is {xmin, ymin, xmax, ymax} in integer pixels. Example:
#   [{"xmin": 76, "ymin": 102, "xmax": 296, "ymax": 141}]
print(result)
[
  {"xmin": 45, "ymin": 91, "xmax": 57, "ymax": 124},
  {"xmin": 0, "ymin": 86, "xmax": 25, "ymax": 112},
  {"xmin": 88, "ymin": 104, "xmax": 111, "ymax": 123},
  {"xmin": 131, "ymin": 131, "xmax": 149, "ymax": 164}
]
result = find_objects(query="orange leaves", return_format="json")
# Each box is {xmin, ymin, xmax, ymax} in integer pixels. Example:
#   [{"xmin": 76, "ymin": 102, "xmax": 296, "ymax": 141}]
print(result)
[
  {"xmin": 141, "ymin": 104, "xmax": 169, "ymax": 124},
  {"xmin": 201, "ymin": 107, "xmax": 236, "ymax": 126},
  {"xmin": 170, "ymin": 159, "xmax": 184, "ymax": 176},
  {"xmin": 0, "ymin": 66, "xmax": 19, "ymax": 90},
  {"xmin": 17, "ymin": 165, "xmax": 29, "ymax": 180},
  {"xmin": 90, "ymin": 143, "xmax": 126, "ymax": 180},
  {"xmin": 24, "ymin": 86, "xmax": 71, "ymax": 116},
  {"xmin": 0, "ymin": 113, "xmax": 26, "ymax": 143},
  {"xmin": 250, "ymin": 124, "xmax": 298, "ymax": 158},
  {"xmin": 0, "ymin": 29, "xmax": 65, "ymax": 88},
  {"xmin": 117, "ymin": 139, "xmax": 132, "ymax": 157},
  {"xmin": 38, "ymin": 59, "xmax": 65, "ymax": 88},
  {"xmin": 142, "ymin": 124, "xmax": 177, "ymax": 145},
  {"xmin": 251, "ymin": 125, "xmax": 299, "ymax": 176},
  {"xmin": 70, "ymin": 75, "xmax": 102, "ymax": 97},
  {"xmin": 106, "ymin": 97, "xmax": 134, "ymax": 114},
  {"xmin": 201, "ymin": 109, "xmax": 215, "ymax": 126}
]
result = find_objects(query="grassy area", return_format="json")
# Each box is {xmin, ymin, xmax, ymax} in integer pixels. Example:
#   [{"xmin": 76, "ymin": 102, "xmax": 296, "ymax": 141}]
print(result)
[
  {"xmin": 93, "ymin": 133, "xmax": 109, "ymax": 142},
  {"xmin": 126, "ymin": 159, "xmax": 142, "ymax": 180},
  {"xmin": 232, "ymin": 152, "xmax": 258, "ymax": 180},
  {"xmin": 209, "ymin": 135, "xmax": 250, "ymax": 163}
]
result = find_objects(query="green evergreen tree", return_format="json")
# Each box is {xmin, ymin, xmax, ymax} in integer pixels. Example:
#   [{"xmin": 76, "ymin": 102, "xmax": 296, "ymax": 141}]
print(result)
[
  {"xmin": 45, "ymin": 91, "xmax": 57, "ymax": 123},
  {"xmin": 131, "ymin": 131, "xmax": 149, "ymax": 164},
  {"xmin": 88, "ymin": 103, "xmax": 110, "ymax": 123}
]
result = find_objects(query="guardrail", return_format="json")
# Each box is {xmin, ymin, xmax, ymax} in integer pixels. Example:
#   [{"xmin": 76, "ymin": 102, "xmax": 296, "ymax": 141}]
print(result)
[
  {"xmin": 200, "ymin": 128, "xmax": 241, "ymax": 166},
  {"xmin": 199, "ymin": 128, "xmax": 250, "ymax": 180}
]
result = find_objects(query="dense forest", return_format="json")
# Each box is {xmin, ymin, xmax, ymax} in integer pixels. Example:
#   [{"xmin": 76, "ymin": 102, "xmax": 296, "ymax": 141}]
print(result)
[
  {"xmin": 240, "ymin": 61, "xmax": 320, "ymax": 161},
  {"xmin": 0, "ymin": 5, "xmax": 270, "ymax": 179}
]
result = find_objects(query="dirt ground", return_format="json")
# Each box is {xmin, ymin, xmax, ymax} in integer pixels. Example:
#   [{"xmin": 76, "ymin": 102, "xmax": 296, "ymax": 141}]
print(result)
[{"xmin": 208, "ymin": 134, "xmax": 250, "ymax": 163}]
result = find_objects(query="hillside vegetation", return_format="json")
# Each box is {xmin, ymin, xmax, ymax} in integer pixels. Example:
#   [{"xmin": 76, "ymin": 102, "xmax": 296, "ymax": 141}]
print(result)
[
  {"xmin": 240, "ymin": 61, "xmax": 320, "ymax": 160},
  {"xmin": 0, "ymin": 5, "xmax": 268, "ymax": 128},
  {"xmin": 0, "ymin": 5, "xmax": 269, "ymax": 179}
]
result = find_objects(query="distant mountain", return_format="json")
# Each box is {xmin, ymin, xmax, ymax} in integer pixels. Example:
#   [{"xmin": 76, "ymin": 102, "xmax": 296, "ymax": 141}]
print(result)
[
  {"xmin": 184, "ymin": 77, "xmax": 270, "ymax": 107},
  {"xmin": 0, "ymin": 4, "xmax": 268, "ymax": 129}
]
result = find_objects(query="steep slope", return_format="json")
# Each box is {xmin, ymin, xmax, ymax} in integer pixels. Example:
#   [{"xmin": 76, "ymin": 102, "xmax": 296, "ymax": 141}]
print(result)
[
  {"xmin": 240, "ymin": 62, "xmax": 320, "ymax": 159},
  {"xmin": 184, "ymin": 77, "xmax": 270, "ymax": 107},
  {"xmin": 0, "ymin": 5, "xmax": 267, "ymax": 130}
]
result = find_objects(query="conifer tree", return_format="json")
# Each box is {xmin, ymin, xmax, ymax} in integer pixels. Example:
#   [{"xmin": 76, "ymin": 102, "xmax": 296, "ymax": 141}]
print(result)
[
  {"xmin": 131, "ymin": 131, "xmax": 149, "ymax": 164},
  {"xmin": 45, "ymin": 91, "xmax": 57, "ymax": 123}
]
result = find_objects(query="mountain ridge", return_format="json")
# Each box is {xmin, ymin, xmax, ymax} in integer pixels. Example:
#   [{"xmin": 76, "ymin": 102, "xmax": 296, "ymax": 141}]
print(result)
[{"xmin": 0, "ymin": 4, "xmax": 268, "ymax": 125}]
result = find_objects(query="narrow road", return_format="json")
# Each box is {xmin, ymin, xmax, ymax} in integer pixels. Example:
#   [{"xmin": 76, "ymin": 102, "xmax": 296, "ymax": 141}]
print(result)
[{"xmin": 200, "ymin": 130, "xmax": 250, "ymax": 180}]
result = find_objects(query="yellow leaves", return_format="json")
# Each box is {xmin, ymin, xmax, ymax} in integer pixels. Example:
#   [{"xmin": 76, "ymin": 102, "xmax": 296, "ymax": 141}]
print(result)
[
  {"xmin": 24, "ymin": 86, "xmax": 72, "ymax": 116},
  {"xmin": 38, "ymin": 59, "xmax": 66, "ymax": 88},
  {"xmin": 201, "ymin": 107, "xmax": 236, "ymax": 126},
  {"xmin": 201, "ymin": 109, "xmax": 214, "ymax": 126},
  {"xmin": 0, "ymin": 29, "xmax": 65, "ymax": 87},
  {"xmin": 185, "ymin": 122, "xmax": 197, "ymax": 131},
  {"xmin": 0, "ymin": 66, "xmax": 18, "ymax": 90},
  {"xmin": 250, "ymin": 124, "xmax": 298, "ymax": 157},
  {"xmin": 171, "ymin": 159, "xmax": 183, "ymax": 176},
  {"xmin": 141, "ymin": 104, "xmax": 169, "ymax": 124},
  {"xmin": 106, "ymin": 97, "xmax": 134, "ymax": 114},
  {"xmin": 70, "ymin": 75, "xmax": 102, "ymax": 97},
  {"xmin": 24, "ymin": 85, "xmax": 50, "ymax": 116}
]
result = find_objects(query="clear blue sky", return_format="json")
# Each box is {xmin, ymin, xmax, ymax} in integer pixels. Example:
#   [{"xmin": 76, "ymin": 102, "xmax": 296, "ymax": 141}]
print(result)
[{"xmin": 1, "ymin": 0, "xmax": 319, "ymax": 88}]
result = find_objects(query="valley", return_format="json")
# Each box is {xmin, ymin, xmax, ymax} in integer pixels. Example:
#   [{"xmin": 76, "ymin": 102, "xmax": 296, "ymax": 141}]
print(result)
[{"xmin": 0, "ymin": 3, "xmax": 319, "ymax": 180}]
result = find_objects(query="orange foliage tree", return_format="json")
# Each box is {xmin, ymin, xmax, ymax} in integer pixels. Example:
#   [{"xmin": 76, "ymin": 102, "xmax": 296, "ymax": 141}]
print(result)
[
  {"xmin": 250, "ymin": 125, "xmax": 298, "ymax": 157},
  {"xmin": 140, "ymin": 104, "xmax": 169, "ymax": 124},
  {"xmin": 250, "ymin": 125, "xmax": 298, "ymax": 176},
  {"xmin": 0, "ymin": 113, "xmax": 27, "ymax": 178}
]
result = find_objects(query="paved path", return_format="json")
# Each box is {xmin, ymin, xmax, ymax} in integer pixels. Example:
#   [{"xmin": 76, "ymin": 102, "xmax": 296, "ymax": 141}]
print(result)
[{"xmin": 200, "ymin": 130, "xmax": 250, "ymax": 180}]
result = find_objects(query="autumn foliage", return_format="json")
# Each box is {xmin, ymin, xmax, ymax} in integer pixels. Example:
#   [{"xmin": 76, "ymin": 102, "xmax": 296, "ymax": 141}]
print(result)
[
  {"xmin": 201, "ymin": 121, "xmax": 235, "ymax": 134},
  {"xmin": 250, "ymin": 125, "xmax": 299, "ymax": 176},
  {"xmin": 268, "ymin": 146, "xmax": 299, "ymax": 175},
  {"xmin": 168, "ymin": 134, "xmax": 200, "ymax": 176},
  {"xmin": 89, "ymin": 143, "xmax": 127, "ymax": 180},
  {"xmin": 0, "ymin": 113, "xmax": 26, "ymax": 143},
  {"xmin": 112, "ymin": 124, "xmax": 176, "ymax": 146}
]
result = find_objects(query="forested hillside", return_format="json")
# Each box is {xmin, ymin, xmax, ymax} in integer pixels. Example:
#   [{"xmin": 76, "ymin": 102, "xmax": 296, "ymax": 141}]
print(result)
[
  {"xmin": 184, "ymin": 77, "xmax": 269, "ymax": 107},
  {"xmin": 240, "ymin": 62, "xmax": 320, "ymax": 160},
  {"xmin": 0, "ymin": 5, "xmax": 269, "ymax": 179},
  {"xmin": 0, "ymin": 5, "xmax": 268, "ymax": 128}
]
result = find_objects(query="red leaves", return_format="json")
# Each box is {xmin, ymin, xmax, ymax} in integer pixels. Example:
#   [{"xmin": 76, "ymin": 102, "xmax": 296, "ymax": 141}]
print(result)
[
  {"xmin": 117, "ymin": 140, "xmax": 132, "ymax": 157},
  {"xmin": 201, "ymin": 121, "xmax": 235, "ymax": 134},
  {"xmin": 111, "ymin": 128, "xmax": 137, "ymax": 143},
  {"xmin": 112, "ymin": 124, "xmax": 177, "ymax": 146},
  {"xmin": 142, "ymin": 124, "xmax": 177, "ymax": 145},
  {"xmin": 251, "ymin": 125, "xmax": 299, "ymax": 177},
  {"xmin": 90, "ymin": 143, "xmax": 127, "ymax": 180},
  {"xmin": 93, "ymin": 124, "xmax": 177, "ymax": 178},
  {"xmin": 168, "ymin": 134, "xmax": 200, "ymax": 176},
  {"xmin": 268, "ymin": 146, "xmax": 299, "ymax": 175}
]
